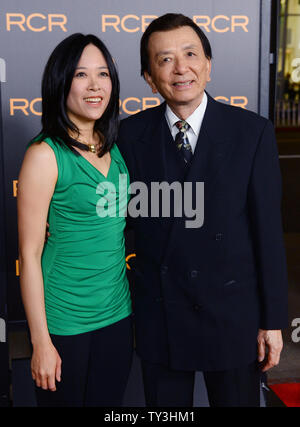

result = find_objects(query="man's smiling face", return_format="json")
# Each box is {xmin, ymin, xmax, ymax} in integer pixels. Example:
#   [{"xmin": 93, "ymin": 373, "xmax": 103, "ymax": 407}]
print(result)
[{"xmin": 144, "ymin": 25, "xmax": 211, "ymax": 118}]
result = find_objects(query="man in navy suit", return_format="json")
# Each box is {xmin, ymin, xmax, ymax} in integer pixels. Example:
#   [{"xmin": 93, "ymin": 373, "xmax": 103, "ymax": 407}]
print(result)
[{"xmin": 117, "ymin": 13, "xmax": 288, "ymax": 407}]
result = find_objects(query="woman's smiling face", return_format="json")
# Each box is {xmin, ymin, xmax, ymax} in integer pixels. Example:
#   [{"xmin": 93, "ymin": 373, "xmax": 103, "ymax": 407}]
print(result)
[{"xmin": 66, "ymin": 43, "xmax": 112, "ymax": 128}]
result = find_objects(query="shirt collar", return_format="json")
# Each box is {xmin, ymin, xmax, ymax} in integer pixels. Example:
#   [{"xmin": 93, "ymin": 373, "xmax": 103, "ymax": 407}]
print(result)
[{"xmin": 165, "ymin": 92, "xmax": 208, "ymax": 136}]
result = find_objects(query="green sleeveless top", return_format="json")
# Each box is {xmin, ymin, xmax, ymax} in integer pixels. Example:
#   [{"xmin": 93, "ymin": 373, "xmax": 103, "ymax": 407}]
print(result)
[{"xmin": 36, "ymin": 137, "xmax": 132, "ymax": 335}]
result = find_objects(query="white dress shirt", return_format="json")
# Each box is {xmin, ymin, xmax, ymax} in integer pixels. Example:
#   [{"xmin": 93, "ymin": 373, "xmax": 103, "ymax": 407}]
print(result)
[{"xmin": 165, "ymin": 92, "xmax": 208, "ymax": 153}]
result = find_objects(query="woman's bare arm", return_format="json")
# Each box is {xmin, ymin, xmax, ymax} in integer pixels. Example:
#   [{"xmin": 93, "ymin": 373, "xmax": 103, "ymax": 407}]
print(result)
[{"xmin": 17, "ymin": 142, "xmax": 61, "ymax": 391}]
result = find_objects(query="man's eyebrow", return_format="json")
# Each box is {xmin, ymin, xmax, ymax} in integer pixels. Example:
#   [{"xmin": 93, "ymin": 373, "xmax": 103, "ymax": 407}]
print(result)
[
  {"xmin": 182, "ymin": 44, "xmax": 199, "ymax": 50},
  {"xmin": 155, "ymin": 50, "xmax": 174, "ymax": 58},
  {"xmin": 155, "ymin": 44, "xmax": 199, "ymax": 57}
]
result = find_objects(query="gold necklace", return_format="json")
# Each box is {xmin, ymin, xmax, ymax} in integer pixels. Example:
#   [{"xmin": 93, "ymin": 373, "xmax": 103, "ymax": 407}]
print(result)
[
  {"xmin": 87, "ymin": 144, "xmax": 96, "ymax": 153},
  {"xmin": 76, "ymin": 134, "xmax": 100, "ymax": 154},
  {"xmin": 77, "ymin": 140, "xmax": 97, "ymax": 153}
]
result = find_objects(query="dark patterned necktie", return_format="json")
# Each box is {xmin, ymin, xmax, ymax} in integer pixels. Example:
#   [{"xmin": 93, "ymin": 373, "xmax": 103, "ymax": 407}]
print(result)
[{"xmin": 174, "ymin": 120, "xmax": 193, "ymax": 164}]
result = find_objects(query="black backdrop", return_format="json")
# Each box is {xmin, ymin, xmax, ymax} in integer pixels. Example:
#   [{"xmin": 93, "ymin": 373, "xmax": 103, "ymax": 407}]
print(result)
[{"xmin": 0, "ymin": 0, "xmax": 278, "ymax": 407}]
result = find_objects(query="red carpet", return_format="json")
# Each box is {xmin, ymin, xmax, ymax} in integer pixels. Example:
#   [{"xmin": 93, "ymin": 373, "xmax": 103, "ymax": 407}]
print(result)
[{"xmin": 269, "ymin": 383, "xmax": 300, "ymax": 407}]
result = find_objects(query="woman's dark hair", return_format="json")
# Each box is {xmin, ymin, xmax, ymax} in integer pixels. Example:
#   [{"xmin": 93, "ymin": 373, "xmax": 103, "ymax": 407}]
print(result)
[
  {"xmin": 36, "ymin": 33, "xmax": 120, "ymax": 157},
  {"xmin": 140, "ymin": 13, "xmax": 212, "ymax": 76}
]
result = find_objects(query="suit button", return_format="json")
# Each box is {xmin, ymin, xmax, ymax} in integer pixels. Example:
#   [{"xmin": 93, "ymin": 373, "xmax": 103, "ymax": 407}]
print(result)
[
  {"xmin": 161, "ymin": 266, "xmax": 168, "ymax": 274},
  {"xmin": 193, "ymin": 304, "xmax": 201, "ymax": 311},
  {"xmin": 191, "ymin": 270, "xmax": 198, "ymax": 278},
  {"xmin": 215, "ymin": 233, "xmax": 223, "ymax": 241}
]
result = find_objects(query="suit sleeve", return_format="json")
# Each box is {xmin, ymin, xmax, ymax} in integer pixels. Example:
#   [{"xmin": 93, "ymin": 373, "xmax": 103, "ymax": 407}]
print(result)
[{"xmin": 248, "ymin": 119, "xmax": 288, "ymax": 330}]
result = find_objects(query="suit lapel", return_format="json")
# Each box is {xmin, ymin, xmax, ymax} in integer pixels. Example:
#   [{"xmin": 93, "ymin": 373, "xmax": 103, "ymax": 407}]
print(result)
[
  {"xmin": 132, "ymin": 95, "xmax": 234, "ymax": 189},
  {"xmin": 132, "ymin": 103, "xmax": 167, "ymax": 184},
  {"xmin": 131, "ymin": 95, "xmax": 236, "ymax": 245},
  {"xmin": 185, "ymin": 93, "xmax": 235, "ymax": 194},
  {"xmin": 162, "ymin": 94, "xmax": 236, "ymax": 261},
  {"xmin": 132, "ymin": 103, "xmax": 187, "ymax": 233}
]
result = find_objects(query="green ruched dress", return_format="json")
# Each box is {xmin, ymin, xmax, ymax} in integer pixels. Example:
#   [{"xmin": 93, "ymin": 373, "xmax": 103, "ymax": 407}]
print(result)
[{"xmin": 35, "ymin": 137, "xmax": 132, "ymax": 335}]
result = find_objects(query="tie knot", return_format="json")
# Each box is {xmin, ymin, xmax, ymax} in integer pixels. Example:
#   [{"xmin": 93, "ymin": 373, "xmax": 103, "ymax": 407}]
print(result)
[{"xmin": 175, "ymin": 120, "xmax": 189, "ymax": 132}]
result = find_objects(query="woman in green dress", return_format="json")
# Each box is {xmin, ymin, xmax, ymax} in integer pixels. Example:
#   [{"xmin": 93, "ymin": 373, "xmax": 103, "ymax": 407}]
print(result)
[{"xmin": 17, "ymin": 33, "xmax": 132, "ymax": 407}]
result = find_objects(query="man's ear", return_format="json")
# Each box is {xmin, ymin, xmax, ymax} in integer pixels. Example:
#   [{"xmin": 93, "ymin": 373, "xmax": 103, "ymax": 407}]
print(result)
[
  {"xmin": 206, "ymin": 60, "xmax": 212, "ymax": 83},
  {"xmin": 144, "ymin": 71, "xmax": 157, "ymax": 94}
]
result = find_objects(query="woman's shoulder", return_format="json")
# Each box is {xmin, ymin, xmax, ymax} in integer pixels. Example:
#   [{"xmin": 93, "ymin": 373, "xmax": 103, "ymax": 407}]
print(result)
[
  {"xmin": 26, "ymin": 139, "xmax": 56, "ymax": 159},
  {"xmin": 28, "ymin": 135, "xmax": 64, "ymax": 152},
  {"xmin": 27, "ymin": 137, "xmax": 72, "ymax": 165},
  {"xmin": 24, "ymin": 137, "xmax": 64, "ymax": 175},
  {"xmin": 19, "ymin": 139, "xmax": 58, "ymax": 183}
]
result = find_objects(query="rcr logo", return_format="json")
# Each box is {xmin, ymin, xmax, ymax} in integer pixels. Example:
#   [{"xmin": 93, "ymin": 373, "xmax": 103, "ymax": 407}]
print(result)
[
  {"xmin": 120, "ymin": 97, "xmax": 160, "ymax": 114},
  {"xmin": 102, "ymin": 15, "xmax": 157, "ymax": 33},
  {"xmin": 13, "ymin": 180, "xmax": 18, "ymax": 197},
  {"xmin": 6, "ymin": 13, "xmax": 67, "ymax": 32},
  {"xmin": 0, "ymin": 58, "xmax": 6, "ymax": 82},
  {"xmin": 8, "ymin": 97, "xmax": 160, "ymax": 116},
  {"xmin": 101, "ymin": 15, "xmax": 249, "ymax": 33},
  {"xmin": 9, "ymin": 96, "xmax": 248, "ymax": 116},
  {"xmin": 126, "ymin": 253, "xmax": 136, "ymax": 270},
  {"xmin": 10, "ymin": 98, "xmax": 42, "ymax": 116},
  {"xmin": 215, "ymin": 96, "xmax": 248, "ymax": 109},
  {"xmin": 194, "ymin": 15, "xmax": 248, "ymax": 33}
]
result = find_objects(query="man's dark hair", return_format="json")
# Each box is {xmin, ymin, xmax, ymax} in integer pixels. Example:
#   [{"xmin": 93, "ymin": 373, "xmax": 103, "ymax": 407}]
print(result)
[
  {"xmin": 140, "ymin": 13, "xmax": 212, "ymax": 76},
  {"xmin": 35, "ymin": 33, "xmax": 120, "ymax": 157}
]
